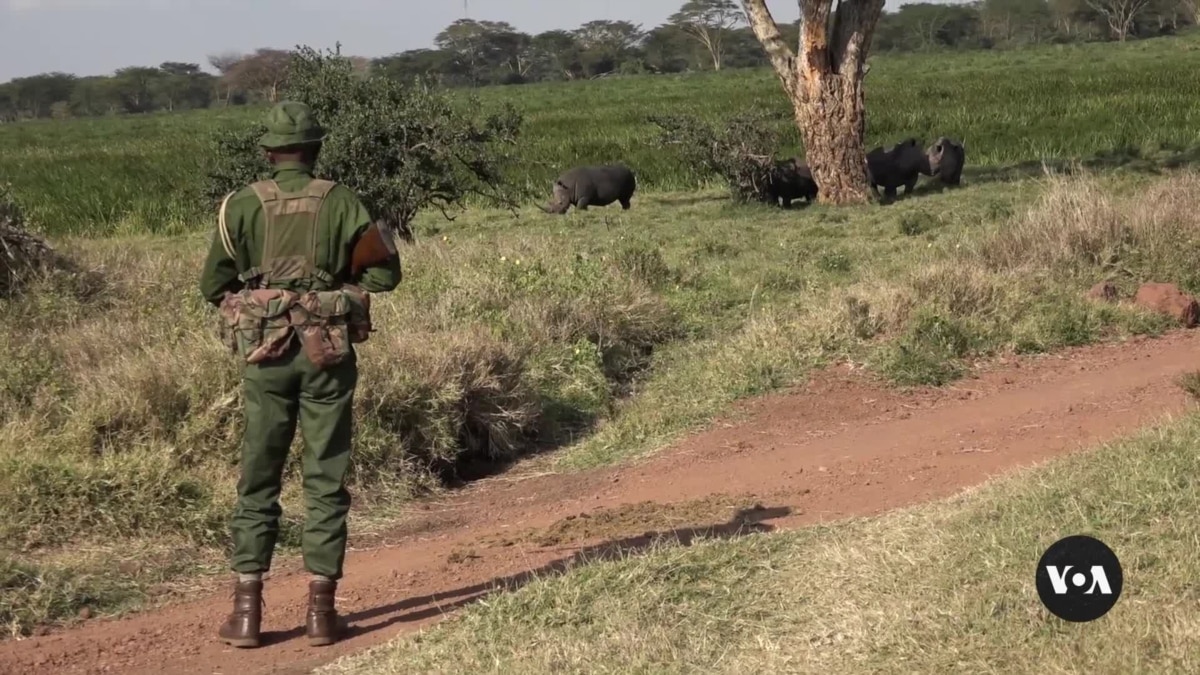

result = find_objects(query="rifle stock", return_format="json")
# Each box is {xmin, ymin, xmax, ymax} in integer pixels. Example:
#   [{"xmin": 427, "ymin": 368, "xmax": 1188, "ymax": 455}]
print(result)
[{"xmin": 350, "ymin": 221, "xmax": 399, "ymax": 277}]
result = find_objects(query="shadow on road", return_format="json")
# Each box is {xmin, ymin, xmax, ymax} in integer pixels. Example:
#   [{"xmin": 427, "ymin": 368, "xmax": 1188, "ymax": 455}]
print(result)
[{"xmin": 257, "ymin": 504, "xmax": 791, "ymax": 646}]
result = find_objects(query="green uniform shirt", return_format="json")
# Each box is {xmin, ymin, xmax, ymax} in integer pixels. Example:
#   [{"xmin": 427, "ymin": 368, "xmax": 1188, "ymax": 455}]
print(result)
[{"xmin": 198, "ymin": 161, "xmax": 402, "ymax": 305}]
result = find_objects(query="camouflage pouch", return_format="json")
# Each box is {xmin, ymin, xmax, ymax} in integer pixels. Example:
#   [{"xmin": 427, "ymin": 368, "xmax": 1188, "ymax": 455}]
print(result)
[
  {"xmin": 293, "ymin": 290, "xmax": 356, "ymax": 370},
  {"xmin": 218, "ymin": 288, "xmax": 301, "ymax": 364},
  {"xmin": 340, "ymin": 284, "xmax": 373, "ymax": 344}
]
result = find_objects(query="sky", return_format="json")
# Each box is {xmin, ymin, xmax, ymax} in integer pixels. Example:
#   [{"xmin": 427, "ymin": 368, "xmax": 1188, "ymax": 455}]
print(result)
[{"xmin": 0, "ymin": 0, "xmax": 915, "ymax": 82}]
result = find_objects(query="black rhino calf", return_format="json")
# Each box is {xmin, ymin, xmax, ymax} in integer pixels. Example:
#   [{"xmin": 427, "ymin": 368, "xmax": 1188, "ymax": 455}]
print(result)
[
  {"xmin": 926, "ymin": 137, "xmax": 965, "ymax": 186},
  {"xmin": 539, "ymin": 164, "xmax": 637, "ymax": 214},
  {"xmin": 866, "ymin": 137, "xmax": 934, "ymax": 199},
  {"xmin": 766, "ymin": 157, "xmax": 819, "ymax": 208}
]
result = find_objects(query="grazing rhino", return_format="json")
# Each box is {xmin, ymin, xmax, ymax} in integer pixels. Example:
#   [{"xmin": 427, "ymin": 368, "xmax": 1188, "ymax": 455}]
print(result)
[
  {"xmin": 539, "ymin": 164, "xmax": 637, "ymax": 214},
  {"xmin": 766, "ymin": 157, "xmax": 819, "ymax": 208},
  {"xmin": 926, "ymin": 136, "xmax": 965, "ymax": 186},
  {"xmin": 866, "ymin": 137, "xmax": 934, "ymax": 199}
]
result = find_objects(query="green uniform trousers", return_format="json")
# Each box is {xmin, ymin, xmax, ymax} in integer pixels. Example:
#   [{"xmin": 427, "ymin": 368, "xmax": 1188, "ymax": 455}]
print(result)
[{"xmin": 231, "ymin": 339, "xmax": 358, "ymax": 581}]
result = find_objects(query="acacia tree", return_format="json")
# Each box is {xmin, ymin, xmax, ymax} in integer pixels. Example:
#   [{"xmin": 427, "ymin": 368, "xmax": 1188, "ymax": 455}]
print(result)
[
  {"xmin": 1085, "ymin": 0, "xmax": 1153, "ymax": 40},
  {"xmin": 530, "ymin": 30, "xmax": 585, "ymax": 80},
  {"xmin": 740, "ymin": 0, "xmax": 885, "ymax": 205},
  {"xmin": 208, "ymin": 52, "xmax": 243, "ymax": 106},
  {"xmin": 225, "ymin": 48, "xmax": 291, "ymax": 102},
  {"xmin": 573, "ymin": 20, "xmax": 646, "ymax": 75},
  {"xmin": 669, "ymin": 0, "xmax": 745, "ymax": 70}
]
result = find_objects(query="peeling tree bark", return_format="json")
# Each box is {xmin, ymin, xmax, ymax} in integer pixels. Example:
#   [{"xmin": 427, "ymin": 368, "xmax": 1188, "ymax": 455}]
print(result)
[{"xmin": 741, "ymin": 0, "xmax": 885, "ymax": 205}]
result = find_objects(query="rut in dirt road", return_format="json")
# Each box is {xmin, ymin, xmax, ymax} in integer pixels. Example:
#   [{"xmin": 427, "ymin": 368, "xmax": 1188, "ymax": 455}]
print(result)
[{"xmin": 3, "ymin": 330, "xmax": 1199, "ymax": 675}]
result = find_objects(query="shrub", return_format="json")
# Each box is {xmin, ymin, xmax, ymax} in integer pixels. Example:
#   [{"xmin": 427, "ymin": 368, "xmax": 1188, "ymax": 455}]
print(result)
[
  {"xmin": 649, "ymin": 110, "xmax": 790, "ymax": 204},
  {"xmin": 204, "ymin": 46, "xmax": 526, "ymax": 241}
]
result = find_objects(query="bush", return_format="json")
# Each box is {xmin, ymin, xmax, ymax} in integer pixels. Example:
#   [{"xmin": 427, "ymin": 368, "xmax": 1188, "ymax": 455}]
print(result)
[
  {"xmin": 204, "ymin": 46, "xmax": 526, "ymax": 241},
  {"xmin": 649, "ymin": 110, "xmax": 790, "ymax": 204},
  {"xmin": 0, "ymin": 184, "xmax": 55, "ymax": 297}
]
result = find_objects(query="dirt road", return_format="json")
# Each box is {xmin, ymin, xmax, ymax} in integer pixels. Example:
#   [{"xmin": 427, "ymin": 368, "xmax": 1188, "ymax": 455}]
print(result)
[{"xmin": 3, "ymin": 330, "xmax": 1198, "ymax": 675}]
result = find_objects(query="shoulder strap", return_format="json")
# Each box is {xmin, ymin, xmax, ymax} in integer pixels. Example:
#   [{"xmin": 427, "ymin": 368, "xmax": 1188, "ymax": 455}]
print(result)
[
  {"xmin": 217, "ymin": 190, "xmax": 237, "ymax": 259},
  {"xmin": 303, "ymin": 179, "xmax": 338, "ymax": 200},
  {"xmin": 249, "ymin": 179, "xmax": 281, "ymax": 204},
  {"xmin": 237, "ymin": 181, "xmax": 283, "ymax": 288}
]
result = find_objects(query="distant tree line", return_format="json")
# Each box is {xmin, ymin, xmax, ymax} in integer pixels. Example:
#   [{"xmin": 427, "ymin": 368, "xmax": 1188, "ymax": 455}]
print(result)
[{"xmin": 1, "ymin": 0, "xmax": 1194, "ymax": 122}]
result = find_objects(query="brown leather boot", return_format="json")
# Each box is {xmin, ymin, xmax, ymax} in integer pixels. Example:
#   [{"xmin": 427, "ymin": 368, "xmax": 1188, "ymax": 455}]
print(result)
[
  {"xmin": 218, "ymin": 579, "xmax": 263, "ymax": 648},
  {"xmin": 306, "ymin": 578, "xmax": 340, "ymax": 646}
]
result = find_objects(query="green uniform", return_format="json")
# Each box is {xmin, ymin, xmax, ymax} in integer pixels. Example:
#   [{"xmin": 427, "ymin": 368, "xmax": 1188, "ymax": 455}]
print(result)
[{"xmin": 199, "ymin": 102, "xmax": 401, "ymax": 582}]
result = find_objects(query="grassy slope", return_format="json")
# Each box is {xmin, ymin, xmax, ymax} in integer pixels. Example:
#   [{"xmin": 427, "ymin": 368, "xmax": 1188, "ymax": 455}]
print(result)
[
  {"xmin": 2, "ymin": 167, "xmax": 1194, "ymax": 639},
  {"xmin": 320, "ymin": 409, "xmax": 1200, "ymax": 675},
  {"xmin": 3, "ymin": 35, "xmax": 1200, "ymax": 638}
]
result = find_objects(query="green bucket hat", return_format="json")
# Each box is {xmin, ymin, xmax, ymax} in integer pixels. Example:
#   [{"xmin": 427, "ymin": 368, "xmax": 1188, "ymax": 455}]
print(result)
[{"xmin": 258, "ymin": 100, "xmax": 326, "ymax": 149}]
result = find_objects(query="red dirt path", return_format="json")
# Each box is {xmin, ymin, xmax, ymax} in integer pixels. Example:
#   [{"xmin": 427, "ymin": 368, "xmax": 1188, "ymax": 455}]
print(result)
[{"xmin": 3, "ymin": 330, "xmax": 1199, "ymax": 675}]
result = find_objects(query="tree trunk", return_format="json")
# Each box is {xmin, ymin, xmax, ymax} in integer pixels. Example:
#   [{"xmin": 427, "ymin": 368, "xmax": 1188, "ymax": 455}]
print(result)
[
  {"xmin": 795, "ymin": 74, "xmax": 870, "ymax": 203},
  {"xmin": 742, "ymin": 0, "xmax": 884, "ymax": 205}
]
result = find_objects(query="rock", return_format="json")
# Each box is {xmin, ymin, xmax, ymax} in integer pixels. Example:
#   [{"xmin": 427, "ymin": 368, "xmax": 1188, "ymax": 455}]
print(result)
[
  {"xmin": 1134, "ymin": 282, "xmax": 1200, "ymax": 327},
  {"xmin": 1086, "ymin": 281, "xmax": 1120, "ymax": 303}
]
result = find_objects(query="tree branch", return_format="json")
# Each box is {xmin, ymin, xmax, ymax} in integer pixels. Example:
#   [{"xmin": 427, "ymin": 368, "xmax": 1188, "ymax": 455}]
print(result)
[
  {"xmin": 831, "ymin": 0, "xmax": 886, "ymax": 74},
  {"xmin": 798, "ymin": 1, "xmax": 833, "ymax": 83},
  {"xmin": 740, "ymin": 0, "xmax": 797, "ymax": 97}
]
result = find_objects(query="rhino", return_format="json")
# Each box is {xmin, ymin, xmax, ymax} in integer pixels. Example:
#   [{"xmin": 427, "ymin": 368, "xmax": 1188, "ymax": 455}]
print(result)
[
  {"xmin": 866, "ymin": 137, "xmax": 934, "ymax": 200},
  {"xmin": 538, "ymin": 164, "xmax": 637, "ymax": 214},
  {"xmin": 926, "ymin": 136, "xmax": 965, "ymax": 186},
  {"xmin": 766, "ymin": 157, "xmax": 819, "ymax": 208}
]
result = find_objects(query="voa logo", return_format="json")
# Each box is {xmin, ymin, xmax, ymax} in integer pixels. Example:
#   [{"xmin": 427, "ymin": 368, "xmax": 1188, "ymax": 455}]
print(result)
[
  {"xmin": 1044, "ymin": 564, "xmax": 1113, "ymax": 595},
  {"xmin": 1035, "ymin": 534, "xmax": 1123, "ymax": 622}
]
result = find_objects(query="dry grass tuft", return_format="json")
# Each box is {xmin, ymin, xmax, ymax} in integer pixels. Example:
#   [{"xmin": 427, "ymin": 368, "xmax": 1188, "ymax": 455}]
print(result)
[
  {"xmin": 355, "ymin": 328, "xmax": 540, "ymax": 480},
  {"xmin": 972, "ymin": 170, "xmax": 1200, "ymax": 292},
  {"xmin": 1175, "ymin": 370, "xmax": 1200, "ymax": 402}
]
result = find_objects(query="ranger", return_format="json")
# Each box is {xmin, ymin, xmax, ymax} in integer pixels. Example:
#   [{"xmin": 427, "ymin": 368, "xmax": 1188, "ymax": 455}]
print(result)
[{"xmin": 198, "ymin": 100, "xmax": 402, "ymax": 648}]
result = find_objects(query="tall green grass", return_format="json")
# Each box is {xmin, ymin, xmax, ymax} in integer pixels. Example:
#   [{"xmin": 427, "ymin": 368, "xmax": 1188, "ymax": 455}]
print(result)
[{"xmin": 3, "ymin": 35, "xmax": 1200, "ymax": 235}]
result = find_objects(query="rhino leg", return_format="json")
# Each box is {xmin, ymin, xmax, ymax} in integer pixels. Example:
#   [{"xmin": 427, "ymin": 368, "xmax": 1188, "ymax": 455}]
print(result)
[
  {"xmin": 576, "ymin": 182, "xmax": 597, "ymax": 210},
  {"xmin": 945, "ymin": 147, "xmax": 964, "ymax": 185},
  {"xmin": 866, "ymin": 164, "xmax": 883, "ymax": 200}
]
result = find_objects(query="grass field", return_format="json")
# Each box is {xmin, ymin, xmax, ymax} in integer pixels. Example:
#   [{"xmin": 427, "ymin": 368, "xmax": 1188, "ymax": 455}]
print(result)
[
  {"xmin": 3, "ymin": 34, "xmax": 1200, "ymax": 639},
  {"xmin": 319, "ymin": 410, "xmax": 1200, "ymax": 675},
  {"xmin": 1, "ymin": 35, "xmax": 1200, "ymax": 236}
]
